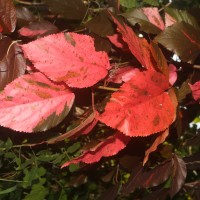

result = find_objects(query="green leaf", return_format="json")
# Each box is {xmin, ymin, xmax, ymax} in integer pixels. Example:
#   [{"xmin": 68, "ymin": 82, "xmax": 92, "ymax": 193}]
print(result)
[
  {"xmin": 0, "ymin": 185, "xmax": 17, "ymax": 195},
  {"xmin": 59, "ymin": 189, "xmax": 68, "ymax": 200},
  {"xmin": 67, "ymin": 142, "xmax": 81, "ymax": 154},
  {"xmin": 143, "ymin": 0, "xmax": 159, "ymax": 6},
  {"xmin": 155, "ymin": 21, "xmax": 200, "ymax": 63},
  {"xmin": 23, "ymin": 184, "xmax": 48, "ymax": 200},
  {"xmin": 120, "ymin": 0, "xmax": 137, "ymax": 8},
  {"xmin": 69, "ymin": 164, "xmax": 79, "ymax": 172},
  {"xmin": 5, "ymin": 138, "xmax": 13, "ymax": 150}
]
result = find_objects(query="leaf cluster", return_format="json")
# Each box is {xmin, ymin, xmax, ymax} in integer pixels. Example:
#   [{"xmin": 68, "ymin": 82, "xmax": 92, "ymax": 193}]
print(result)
[{"xmin": 0, "ymin": 0, "xmax": 200, "ymax": 199}]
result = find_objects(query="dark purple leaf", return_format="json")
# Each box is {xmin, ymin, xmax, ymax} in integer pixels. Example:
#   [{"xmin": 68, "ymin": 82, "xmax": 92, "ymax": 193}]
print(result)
[
  {"xmin": 18, "ymin": 20, "xmax": 59, "ymax": 38},
  {"xmin": 0, "ymin": 0, "xmax": 16, "ymax": 33},
  {"xmin": 155, "ymin": 22, "xmax": 200, "ymax": 63},
  {"xmin": 45, "ymin": 0, "xmax": 87, "ymax": 20},
  {"xmin": 170, "ymin": 154, "xmax": 187, "ymax": 198},
  {"xmin": 0, "ymin": 37, "xmax": 26, "ymax": 90},
  {"xmin": 85, "ymin": 10, "xmax": 115, "ymax": 37},
  {"xmin": 16, "ymin": 6, "xmax": 35, "ymax": 27},
  {"xmin": 121, "ymin": 159, "xmax": 173, "ymax": 194}
]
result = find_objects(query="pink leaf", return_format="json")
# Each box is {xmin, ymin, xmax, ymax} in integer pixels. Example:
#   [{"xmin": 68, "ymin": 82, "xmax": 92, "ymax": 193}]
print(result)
[
  {"xmin": 18, "ymin": 20, "xmax": 58, "ymax": 38},
  {"xmin": 61, "ymin": 131, "xmax": 130, "ymax": 168},
  {"xmin": 165, "ymin": 13, "xmax": 176, "ymax": 27},
  {"xmin": 107, "ymin": 66, "xmax": 139, "ymax": 84},
  {"xmin": 169, "ymin": 64, "xmax": 177, "ymax": 86},
  {"xmin": 107, "ymin": 33, "xmax": 128, "ymax": 50},
  {"xmin": 110, "ymin": 13, "xmax": 154, "ymax": 70},
  {"xmin": 142, "ymin": 8, "xmax": 165, "ymax": 30},
  {"xmin": 21, "ymin": 32, "xmax": 111, "ymax": 88},
  {"xmin": 189, "ymin": 81, "xmax": 200, "ymax": 101},
  {"xmin": 99, "ymin": 70, "xmax": 176, "ymax": 137},
  {"xmin": 0, "ymin": 72, "xmax": 75, "ymax": 132}
]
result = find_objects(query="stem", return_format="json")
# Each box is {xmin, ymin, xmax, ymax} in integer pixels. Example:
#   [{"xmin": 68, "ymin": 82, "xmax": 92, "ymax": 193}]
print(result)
[
  {"xmin": 15, "ymin": 0, "xmax": 45, "ymax": 6},
  {"xmin": 193, "ymin": 65, "xmax": 200, "ymax": 69},
  {"xmin": 0, "ymin": 178, "xmax": 27, "ymax": 183},
  {"xmin": 97, "ymin": 86, "xmax": 119, "ymax": 92}
]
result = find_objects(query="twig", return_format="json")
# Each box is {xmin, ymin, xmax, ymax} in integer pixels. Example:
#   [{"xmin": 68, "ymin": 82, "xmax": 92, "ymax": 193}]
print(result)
[
  {"xmin": 159, "ymin": 2, "xmax": 172, "ymax": 12},
  {"xmin": 97, "ymin": 86, "xmax": 119, "ymax": 92},
  {"xmin": 193, "ymin": 65, "xmax": 200, "ymax": 69},
  {"xmin": 15, "ymin": 0, "xmax": 45, "ymax": 6}
]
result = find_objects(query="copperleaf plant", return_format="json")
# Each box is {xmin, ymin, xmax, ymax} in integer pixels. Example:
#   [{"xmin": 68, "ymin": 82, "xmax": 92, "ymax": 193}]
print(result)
[{"xmin": 0, "ymin": 2, "xmax": 200, "ymax": 198}]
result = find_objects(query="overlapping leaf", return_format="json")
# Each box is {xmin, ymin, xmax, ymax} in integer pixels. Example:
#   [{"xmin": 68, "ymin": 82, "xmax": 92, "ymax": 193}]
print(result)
[
  {"xmin": 165, "ymin": 7, "xmax": 199, "ymax": 29},
  {"xmin": 45, "ymin": 0, "xmax": 87, "ymax": 20},
  {"xmin": 99, "ymin": 70, "xmax": 176, "ymax": 137},
  {"xmin": 110, "ymin": 13, "xmax": 154, "ymax": 70},
  {"xmin": 22, "ymin": 32, "xmax": 111, "ymax": 88},
  {"xmin": 142, "ymin": 7, "xmax": 165, "ymax": 30},
  {"xmin": 18, "ymin": 20, "xmax": 58, "ymax": 38},
  {"xmin": 143, "ymin": 129, "xmax": 169, "ymax": 165},
  {"xmin": 61, "ymin": 132, "xmax": 130, "ymax": 167},
  {"xmin": 107, "ymin": 67, "xmax": 139, "ymax": 84},
  {"xmin": 121, "ymin": 159, "xmax": 173, "ymax": 194},
  {"xmin": 170, "ymin": 155, "xmax": 187, "ymax": 198},
  {"xmin": 122, "ymin": 8, "xmax": 164, "ymax": 34},
  {"xmin": 0, "ymin": 72, "xmax": 75, "ymax": 132},
  {"xmin": 189, "ymin": 80, "xmax": 200, "ymax": 101},
  {"xmin": 155, "ymin": 21, "xmax": 200, "ymax": 63}
]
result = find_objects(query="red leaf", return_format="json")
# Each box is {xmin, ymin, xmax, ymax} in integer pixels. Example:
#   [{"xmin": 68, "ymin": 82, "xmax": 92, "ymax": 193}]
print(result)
[
  {"xmin": 143, "ymin": 129, "xmax": 169, "ymax": 165},
  {"xmin": 110, "ymin": 13, "xmax": 154, "ymax": 70},
  {"xmin": 22, "ymin": 32, "xmax": 111, "ymax": 88},
  {"xmin": 189, "ymin": 80, "xmax": 200, "ymax": 101},
  {"xmin": 0, "ymin": 37, "xmax": 26, "ymax": 90},
  {"xmin": 107, "ymin": 66, "xmax": 139, "ymax": 84},
  {"xmin": 61, "ymin": 132, "xmax": 130, "ymax": 168},
  {"xmin": 47, "ymin": 110, "xmax": 99, "ymax": 144},
  {"xmin": 142, "ymin": 8, "xmax": 165, "ymax": 30},
  {"xmin": 99, "ymin": 70, "xmax": 176, "ymax": 137},
  {"xmin": 0, "ymin": 0, "xmax": 16, "ymax": 33},
  {"xmin": 0, "ymin": 72, "xmax": 74, "ymax": 132},
  {"xmin": 18, "ymin": 20, "xmax": 58, "ymax": 38}
]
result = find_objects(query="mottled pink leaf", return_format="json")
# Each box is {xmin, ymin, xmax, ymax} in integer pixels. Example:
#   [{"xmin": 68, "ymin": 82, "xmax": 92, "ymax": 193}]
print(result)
[
  {"xmin": 21, "ymin": 32, "xmax": 111, "ymax": 88},
  {"xmin": 18, "ymin": 20, "xmax": 58, "ymax": 38},
  {"xmin": 169, "ymin": 64, "xmax": 177, "ymax": 86},
  {"xmin": 110, "ymin": 13, "xmax": 154, "ymax": 70},
  {"xmin": 142, "ymin": 8, "xmax": 165, "ymax": 30},
  {"xmin": 189, "ymin": 81, "xmax": 200, "ymax": 101},
  {"xmin": 107, "ymin": 66, "xmax": 139, "ymax": 84},
  {"xmin": 61, "ymin": 132, "xmax": 130, "ymax": 167},
  {"xmin": 0, "ymin": 72, "xmax": 74, "ymax": 132},
  {"xmin": 99, "ymin": 70, "xmax": 176, "ymax": 137}
]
